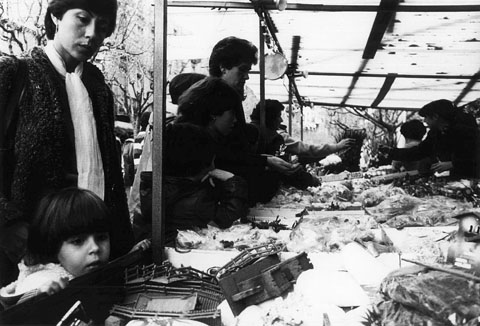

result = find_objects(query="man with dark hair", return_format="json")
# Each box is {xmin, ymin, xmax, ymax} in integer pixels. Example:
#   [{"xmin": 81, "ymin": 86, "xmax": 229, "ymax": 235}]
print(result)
[
  {"xmin": 207, "ymin": 37, "xmax": 301, "ymax": 204},
  {"xmin": 209, "ymin": 36, "xmax": 258, "ymax": 99},
  {"xmin": 382, "ymin": 99, "xmax": 479, "ymax": 178}
]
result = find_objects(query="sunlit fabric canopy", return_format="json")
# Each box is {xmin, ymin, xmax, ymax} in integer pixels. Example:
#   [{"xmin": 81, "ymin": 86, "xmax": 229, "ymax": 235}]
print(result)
[{"xmin": 167, "ymin": 0, "xmax": 480, "ymax": 110}]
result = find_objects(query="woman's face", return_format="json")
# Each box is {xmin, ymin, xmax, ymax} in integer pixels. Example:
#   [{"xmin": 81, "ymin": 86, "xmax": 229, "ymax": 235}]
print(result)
[
  {"xmin": 212, "ymin": 109, "xmax": 237, "ymax": 136},
  {"xmin": 53, "ymin": 9, "xmax": 111, "ymax": 69},
  {"xmin": 271, "ymin": 113, "xmax": 283, "ymax": 131},
  {"xmin": 57, "ymin": 232, "xmax": 110, "ymax": 277}
]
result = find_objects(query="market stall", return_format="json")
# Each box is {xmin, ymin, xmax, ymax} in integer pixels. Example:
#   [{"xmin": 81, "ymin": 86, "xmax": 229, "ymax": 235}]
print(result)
[{"xmin": 1, "ymin": 0, "xmax": 479, "ymax": 325}]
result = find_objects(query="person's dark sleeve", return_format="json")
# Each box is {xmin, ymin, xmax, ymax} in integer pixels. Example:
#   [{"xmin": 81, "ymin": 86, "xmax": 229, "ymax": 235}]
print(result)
[
  {"xmin": 214, "ymin": 143, "xmax": 268, "ymax": 170},
  {"xmin": 390, "ymin": 131, "xmax": 435, "ymax": 162},
  {"xmin": 450, "ymin": 125, "xmax": 479, "ymax": 177},
  {"xmin": 212, "ymin": 176, "xmax": 249, "ymax": 228}
]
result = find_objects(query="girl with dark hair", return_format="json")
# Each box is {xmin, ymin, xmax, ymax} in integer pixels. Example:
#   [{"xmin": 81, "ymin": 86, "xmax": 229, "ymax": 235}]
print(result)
[
  {"xmin": 0, "ymin": 0, "xmax": 133, "ymax": 287},
  {"xmin": 0, "ymin": 188, "xmax": 149, "ymax": 305}
]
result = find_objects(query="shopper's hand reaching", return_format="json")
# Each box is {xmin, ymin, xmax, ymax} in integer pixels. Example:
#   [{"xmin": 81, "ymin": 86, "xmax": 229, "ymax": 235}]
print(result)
[
  {"xmin": 208, "ymin": 169, "xmax": 235, "ymax": 181},
  {"xmin": 267, "ymin": 156, "xmax": 302, "ymax": 175},
  {"xmin": 336, "ymin": 138, "xmax": 355, "ymax": 151},
  {"xmin": 131, "ymin": 238, "xmax": 151, "ymax": 252},
  {"xmin": 431, "ymin": 160, "xmax": 453, "ymax": 173}
]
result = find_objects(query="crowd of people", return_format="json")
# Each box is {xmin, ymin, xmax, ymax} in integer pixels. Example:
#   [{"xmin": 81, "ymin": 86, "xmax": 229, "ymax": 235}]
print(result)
[{"xmin": 0, "ymin": 0, "xmax": 479, "ymax": 312}]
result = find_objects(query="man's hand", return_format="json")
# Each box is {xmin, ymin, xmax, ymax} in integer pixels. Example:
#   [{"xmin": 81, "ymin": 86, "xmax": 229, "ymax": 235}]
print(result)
[
  {"xmin": 431, "ymin": 161, "xmax": 453, "ymax": 173},
  {"xmin": 208, "ymin": 169, "xmax": 235, "ymax": 181},
  {"xmin": 336, "ymin": 138, "xmax": 355, "ymax": 151},
  {"xmin": 267, "ymin": 156, "xmax": 302, "ymax": 175}
]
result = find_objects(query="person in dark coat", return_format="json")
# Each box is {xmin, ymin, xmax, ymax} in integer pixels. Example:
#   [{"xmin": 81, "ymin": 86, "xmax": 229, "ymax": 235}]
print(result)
[
  {"xmin": 0, "ymin": 0, "xmax": 134, "ymax": 286},
  {"xmin": 207, "ymin": 37, "xmax": 301, "ymax": 204},
  {"xmin": 132, "ymin": 123, "xmax": 249, "ymax": 244},
  {"xmin": 249, "ymin": 99, "xmax": 353, "ymax": 189},
  {"xmin": 382, "ymin": 99, "xmax": 479, "ymax": 179}
]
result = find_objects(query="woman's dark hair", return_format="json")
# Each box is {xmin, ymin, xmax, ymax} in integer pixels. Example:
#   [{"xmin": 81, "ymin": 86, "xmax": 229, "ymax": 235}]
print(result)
[
  {"xmin": 400, "ymin": 119, "xmax": 426, "ymax": 141},
  {"xmin": 176, "ymin": 77, "xmax": 241, "ymax": 127},
  {"xmin": 25, "ymin": 188, "xmax": 111, "ymax": 266},
  {"xmin": 164, "ymin": 123, "xmax": 215, "ymax": 177},
  {"xmin": 418, "ymin": 99, "xmax": 456, "ymax": 121},
  {"xmin": 250, "ymin": 99, "xmax": 284, "ymax": 129},
  {"xmin": 209, "ymin": 36, "xmax": 258, "ymax": 77},
  {"xmin": 45, "ymin": 0, "xmax": 118, "ymax": 40}
]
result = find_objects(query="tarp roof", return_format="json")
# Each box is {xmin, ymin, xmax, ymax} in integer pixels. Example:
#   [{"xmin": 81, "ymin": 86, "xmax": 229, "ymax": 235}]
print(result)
[{"xmin": 167, "ymin": 0, "xmax": 480, "ymax": 110}]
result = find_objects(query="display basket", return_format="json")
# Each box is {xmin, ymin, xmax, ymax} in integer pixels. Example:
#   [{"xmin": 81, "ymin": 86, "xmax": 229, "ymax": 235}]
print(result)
[
  {"xmin": 0, "ymin": 247, "xmax": 150, "ymax": 325},
  {"xmin": 215, "ymin": 243, "xmax": 313, "ymax": 316},
  {"xmin": 109, "ymin": 262, "xmax": 223, "ymax": 326}
]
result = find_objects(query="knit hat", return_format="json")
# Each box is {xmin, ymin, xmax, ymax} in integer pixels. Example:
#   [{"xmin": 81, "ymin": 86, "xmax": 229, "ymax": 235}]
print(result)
[{"xmin": 169, "ymin": 73, "xmax": 206, "ymax": 104}]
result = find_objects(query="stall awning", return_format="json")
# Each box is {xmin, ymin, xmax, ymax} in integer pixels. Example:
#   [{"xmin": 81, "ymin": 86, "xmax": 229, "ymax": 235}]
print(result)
[{"xmin": 167, "ymin": 0, "xmax": 480, "ymax": 110}]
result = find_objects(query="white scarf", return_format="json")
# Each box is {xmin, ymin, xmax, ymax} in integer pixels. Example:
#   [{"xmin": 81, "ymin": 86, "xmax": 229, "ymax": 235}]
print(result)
[{"xmin": 45, "ymin": 41, "xmax": 105, "ymax": 199}]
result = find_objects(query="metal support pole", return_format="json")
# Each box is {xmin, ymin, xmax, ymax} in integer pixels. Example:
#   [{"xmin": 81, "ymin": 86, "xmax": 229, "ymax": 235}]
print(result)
[
  {"xmin": 152, "ymin": 0, "xmax": 167, "ymax": 264},
  {"xmin": 259, "ymin": 17, "xmax": 266, "ymax": 132},
  {"xmin": 288, "ymin": 78, "xmax": 293, "ymax": 135}
]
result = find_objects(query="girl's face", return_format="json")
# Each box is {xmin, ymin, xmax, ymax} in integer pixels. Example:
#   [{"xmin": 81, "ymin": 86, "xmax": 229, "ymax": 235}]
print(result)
[
  {"xmin": 212, "ymin": 109, "xmax": 237, "ymax": 136},
  {"xmin": 53, "ymin": 8, "xmax": 111, "ymax": 70},
  {"xmin": 57, "ymin": 232, "xmax": 110, "ymax": 277}
]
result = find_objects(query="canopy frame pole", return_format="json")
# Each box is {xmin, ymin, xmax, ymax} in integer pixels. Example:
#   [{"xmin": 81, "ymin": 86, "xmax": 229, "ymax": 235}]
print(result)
[{"xmin": 152, "ymin": 0, "xmax": 167, "ymax": 264}]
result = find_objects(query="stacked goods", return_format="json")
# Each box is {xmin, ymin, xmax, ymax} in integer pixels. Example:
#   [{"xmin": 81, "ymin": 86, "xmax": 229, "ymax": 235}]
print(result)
[
  {"xmin": 393, "ymin": 175, "xmax": 480, "ymax": 206},
  {"xmin": 286, "ymin": 215, "xmax": 384, "ymax": 253},
  {"xmin": 364, "ymin": 193, "xmax": 472, "ymax": 228},
  {"xmin": 370, "ymin": 267, "xmax": 480, "ymax": 326},
  {"xmin": 337, "ymin": 128, "xmax": 367, "ymax": 172}
]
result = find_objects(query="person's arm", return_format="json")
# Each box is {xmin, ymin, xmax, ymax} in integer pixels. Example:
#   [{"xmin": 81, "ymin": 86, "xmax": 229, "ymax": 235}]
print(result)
[
  {"xmin": 448, "ymin": 125, "xmax": 479, "ymax": 177},
  {"xmin": 210, "ymin": 174, "xmax": 249, "ymax": 228},
  {"xmin": 279, "ymin": 130, "xmax": 352, "ymax": 159}
]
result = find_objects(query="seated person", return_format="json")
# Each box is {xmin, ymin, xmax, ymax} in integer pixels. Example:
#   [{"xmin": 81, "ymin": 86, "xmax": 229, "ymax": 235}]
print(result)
[
  {"xmin": 133, "ymin": 123, "xmax": 249, "ymax": 245},
  {"xmin": 382, "ymin": 99, "xmax": 479, "ymax": 179},
  {"xmin": 391, "ymin": 119, "xmax": 431, "ymax": 172},
  {"xmin": 250, "ymin": 99, "xmax": 354, "ymax": 162},
  {"xmin": 249, "ymin": 99, "xmax": 354, "ymax": 189},
  {"xmin": 0, "ymin": 188, "xmax": 149, "ymax": 307},
  {"xmin": 176, "ymin": 77, "xmax": 300, "ymax": 205}
]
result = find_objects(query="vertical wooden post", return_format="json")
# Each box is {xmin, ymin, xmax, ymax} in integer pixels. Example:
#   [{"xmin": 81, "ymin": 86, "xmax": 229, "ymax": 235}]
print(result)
[
  {"xmin": 288, "ymin": 79, "xmax": 293, "ymax": 135},
  {"xmin": 152, "ymin": 0, "xmax": 167, "ymax": 264},
  {"xmin": 259, "ymin": 17, "xmax": 266, "ymax": 132}
]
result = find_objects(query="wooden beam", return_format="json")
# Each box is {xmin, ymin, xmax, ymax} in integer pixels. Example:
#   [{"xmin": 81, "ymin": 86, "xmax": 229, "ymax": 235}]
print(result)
[
  {"xmin": 454, "ymin": 70, "xmax": 480, "ymax": 106},
  {"xmin": 371, "ymin": 73, "xmax": 397, "ymax": 108},
  {"xmin": 251, "ymin": 70, "xmax": 479, "ymax": 79},
  {"xmin": 340, "ymin": 59, "xmax": 368, "ymax": 107},
  {"xmin": 363, "ymin": 0, "xmax": 400, "ymax": 59},
  {"xmin": 308, "ymin": 101, "xmax": 420, "ymax": 111},
  {"xmin": 152, "ymin": 0, "xmax": 167, "ymax": 264},
  {"xmin": 167, "ymin": 1, "xmax": 480, "ymax": 12},
  {"xmin": 302, "ymin": 71, "xmax": 477, "ymax": 80}
]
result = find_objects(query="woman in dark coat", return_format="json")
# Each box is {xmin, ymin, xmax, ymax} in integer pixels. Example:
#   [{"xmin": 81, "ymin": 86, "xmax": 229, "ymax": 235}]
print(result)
[{"xmin": 0, "ymin": 0, "xmax": 134, "ymax": 286}]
